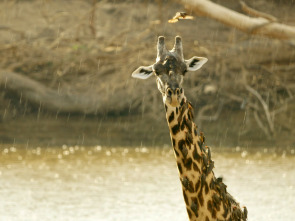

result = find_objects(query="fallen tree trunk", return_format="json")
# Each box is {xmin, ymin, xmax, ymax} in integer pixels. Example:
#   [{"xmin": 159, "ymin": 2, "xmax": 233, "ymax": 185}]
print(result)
[
  {"xmin": 0, "ymin": 70, "xmax": 102, "ymax": 114},
  {"xmin": 179, "ymin": 0, "xmax": 295, "ymax": 40}
]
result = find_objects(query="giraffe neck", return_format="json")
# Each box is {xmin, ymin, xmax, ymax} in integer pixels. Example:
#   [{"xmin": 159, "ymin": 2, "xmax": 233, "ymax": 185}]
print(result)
[{"xmin": 164, "ymin": 96, "xmax": 246, "ymax": 221}]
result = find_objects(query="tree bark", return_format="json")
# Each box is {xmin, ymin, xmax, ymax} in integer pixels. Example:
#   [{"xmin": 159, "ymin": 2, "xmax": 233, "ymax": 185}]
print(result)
[{"xmin": 180, "ymin": 0, "xmax": 295, "ymax": 40}]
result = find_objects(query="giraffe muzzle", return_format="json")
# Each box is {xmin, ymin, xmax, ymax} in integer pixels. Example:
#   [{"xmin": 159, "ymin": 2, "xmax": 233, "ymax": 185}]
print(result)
[
  {"xmin": 166, "ymin": 87, "xmax": 183, "ymax": 107},
  {"xmin": 167, "ymin": 88, "xmax": 181, "ymax": 96}
]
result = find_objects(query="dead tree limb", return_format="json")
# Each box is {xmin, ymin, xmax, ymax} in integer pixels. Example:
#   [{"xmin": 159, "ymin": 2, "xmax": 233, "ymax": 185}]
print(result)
[
  {"xmin": 178, "ymin": 0, "xmax": 295, "ymax": 40},
  {"xmin": 0, "ymin": 70, "xmax": 101, "ymax": 114},
  {"xmin": 239, "ymin": 1, "xmax": 278, "ymax": 22}
]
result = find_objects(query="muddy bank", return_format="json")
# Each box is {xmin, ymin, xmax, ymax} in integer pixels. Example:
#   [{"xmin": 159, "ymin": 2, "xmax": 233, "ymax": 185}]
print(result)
[{"xmin": 1, "ymin": 110, "xmax": 294, "ymax": 148}]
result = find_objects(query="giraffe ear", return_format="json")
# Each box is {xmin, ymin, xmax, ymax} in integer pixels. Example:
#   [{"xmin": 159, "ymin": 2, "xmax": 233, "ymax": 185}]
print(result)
[
  {"xmin": 131, "ymin": 65, "xmax": 154, "ymax": 79},
  {"xmin": 185, "ymin": 56, "xmax": 208, "ymax": 72}
]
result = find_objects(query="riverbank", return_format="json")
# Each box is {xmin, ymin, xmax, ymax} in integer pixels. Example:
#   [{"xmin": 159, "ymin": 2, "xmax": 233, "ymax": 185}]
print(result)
[
  {"xmin": 0, "ymin": 0, "xmax": 294, "ymax": 147},
  {"xmin": 1, "ymin": 110, "xmax": 294, "ymax": 148}
]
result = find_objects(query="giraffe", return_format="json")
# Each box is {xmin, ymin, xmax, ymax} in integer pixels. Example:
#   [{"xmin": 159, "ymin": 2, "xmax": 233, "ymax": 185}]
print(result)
[{"xmin": 131, "ymin": 36, "xmax": 247, "ymax": 221}]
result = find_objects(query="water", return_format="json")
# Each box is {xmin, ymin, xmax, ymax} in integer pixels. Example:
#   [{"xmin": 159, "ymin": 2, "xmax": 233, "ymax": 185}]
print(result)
[{"xmin": 0, "ymin": 145, "xmax": 294, "ymax": 221}]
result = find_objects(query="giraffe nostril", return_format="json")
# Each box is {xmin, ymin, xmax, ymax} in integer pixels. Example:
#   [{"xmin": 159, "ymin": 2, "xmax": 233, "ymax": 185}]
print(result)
[
  {"xmin": 167, "ymin": 88, "xmax": 172, "ymax": 97},
  {"xmin": 176, "ymin": 88, "xmax": 180, "ymax": 95}
]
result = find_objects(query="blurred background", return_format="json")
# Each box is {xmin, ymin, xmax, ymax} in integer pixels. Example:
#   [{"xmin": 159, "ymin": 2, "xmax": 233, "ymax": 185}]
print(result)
[
  {"xmin": 0, "ymin": 1, "xmax": 295, "ymax": 221},
  {"xmin": 0, "ymin": 0, "xmax": 294, "ymax": 147}
]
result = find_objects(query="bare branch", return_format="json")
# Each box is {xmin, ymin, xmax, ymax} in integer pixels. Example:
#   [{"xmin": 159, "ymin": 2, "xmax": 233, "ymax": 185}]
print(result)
[
  {"xmin": 239, "ymin": 1, "xmax": 278, "ymax": 22},
  {"xmin": 245, "ymin": 85, "xmax": 274, "ymax": 133},
  {"xmin": 253, "ymin": 110, "xmax": 271, "ymax": 138},
  {"xmin": 197, "ymin": 101, "xmax": 224, "ymax": 124},
  {"xmin": 0, "ymin": 70, "xmax": 101, "ymax": 114},
  {"xmin": 222, "ymin": 92, "xmax": 260, "ymax": 110},
  {"xmin": 179, "ymin": 0, "xmax": 295, "ymax": 40}
]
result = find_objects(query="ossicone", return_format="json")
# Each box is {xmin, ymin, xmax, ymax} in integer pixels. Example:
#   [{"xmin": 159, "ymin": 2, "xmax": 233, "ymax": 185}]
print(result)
[
  {"xmin": 157, "ymin": 36, "xmax": 167, "ymax": 61},
  {"xmin": 172, "ymin": 35, "xmax": 184, "ymax": 60}
]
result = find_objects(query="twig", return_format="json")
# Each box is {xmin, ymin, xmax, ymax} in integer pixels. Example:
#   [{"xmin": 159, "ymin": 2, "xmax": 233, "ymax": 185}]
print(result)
[
  {"xmin": 253, "ymin": 110, "xmax": 271, "ymax": 138},
  {"xmin": 245, "ymin": 85, "xmax": 274, "ymax": 134},
  {"xmin": 197, "ymin": 101, "xmax": 224, "ymax": 121},
  {"xmin": 89, "ymin": 0, "xmax": 97, "ymax": 38},
  {"xmin": 270, "ymin": 96, "xmax": 295, "ymax": 118},
  {"xmin": 0, "ymin": 25, "xmax": 26, "ymax": 38},
  {"xmin": 222, "ymin": 92, "xmax": 259, "ymax": 110}
]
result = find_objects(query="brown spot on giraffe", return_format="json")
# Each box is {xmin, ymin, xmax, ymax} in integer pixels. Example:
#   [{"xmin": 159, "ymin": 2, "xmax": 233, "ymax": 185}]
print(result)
[
  {"xmin": 172, "ymin": 138, "xmax": 175, "ymax": 147},
  {"xmin": 184, "ymin": 158, "xmax": 192, "ymax": 170},
  {"xmin": 185, "ymin": 132, "xmax": 193, "ymax": 145},
  {"xmin": 212, "ymin": 208, "xmax": 217, "ymax": 219},
  {"xmin": 187, "ymin": 207, "xmax": 193, "ymax": 219},
  {"xmin": 207, "ymin": 200, "xmax": 213, "ymax": 213},
  {"xmin": 193, "ymin": 146, "xmax": 201, "ymax": 163},
  {"xmin": 190, "ymin": 200, "xmax": 199, "ymax": 217},
  {"xmin": 183, "ymin": 190, "xmax": 189, "ymax": 205},
  {"xmin": 132, "ymin": 36, "xmax": 247, "ymax": 221},
  {"xmin": 191, "ymin": 197, "xmax": 199, "ymax": 205},
  {"xmin": 181, "ymin": 146, "xmax": 188, "ymax": 159},
  {"xmin": 178, "ymin": 140, "xmax": 186, "ymax": 156},
  {"xmin": 188, "ymin": 103, "xmax": 194, "ymax": 120},
  {"xmin": 188, "ymin": 180, "xmax": 194, "ymax": 193},
  {"xmin": 180, "ymin": 98, "xmax": 185, "ymax": 106},
  {"xmin": 205, "ymin": 182, "xmax": 209, "ymax": 194},
  {"xmin": 198, "ymin": 188, "xmax": 204, "ymax": 206},
  {"xmin": 181, "ymin": 177, "xmax": 194, "ymax": 193},
  {"xmin": 177, "ymin": 162, "xmax": 183, "ymax": 174},
  {"xmin": 193, "ymin": 162, "xmax": 200, "ymax": 173},
  {"xmin": 171, "ymin": 123, "xmax": 180, "ymax": 135},
  {"xmin": 168, "ymin": 111, "xmax": 175, "ymax": 123},
  {"xmin": 180, "ymin": 119, "xmax": 185, "ymax": 131},
  {"xmin": 178, "ymin": 103, "xmax": 187, "ymax": 122},
  {"xmin": 195, "ymin": 178, "xmax": 201, "ymax": 192}
]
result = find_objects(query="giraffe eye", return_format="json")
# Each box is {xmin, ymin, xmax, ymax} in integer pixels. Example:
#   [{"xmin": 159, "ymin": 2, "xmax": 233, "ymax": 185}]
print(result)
[
  {"xmin": 182, "ymin": 70, "xmax": 187, "ymax": 76},
  {"xmin": 154, "ymin": 70, "xmax": 160, "ymax": 76}
]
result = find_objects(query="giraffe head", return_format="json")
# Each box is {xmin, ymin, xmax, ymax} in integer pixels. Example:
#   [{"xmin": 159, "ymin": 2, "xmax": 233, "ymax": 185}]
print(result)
[{"xmin": 132, "ymin": 36, "xmax": 208, "ymax": 107}]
